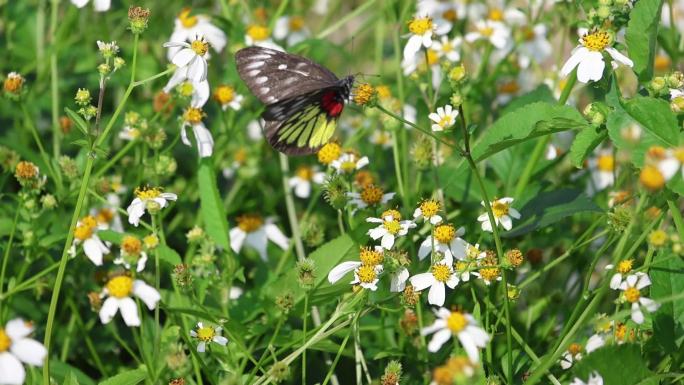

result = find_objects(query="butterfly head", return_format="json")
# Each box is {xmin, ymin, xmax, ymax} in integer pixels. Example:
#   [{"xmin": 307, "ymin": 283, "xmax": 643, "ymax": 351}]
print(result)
[{"xmin": 339, "ymin": 75, "xmax": 355, "ymax": 101}]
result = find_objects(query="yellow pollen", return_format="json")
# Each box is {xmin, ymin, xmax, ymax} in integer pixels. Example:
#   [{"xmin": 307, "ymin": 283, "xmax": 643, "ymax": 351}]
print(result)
[
  {"xmin": 596, "ymin": 154, "xmax": 614, "ymax": 172},
  {"xmin": 179, "ymin": 82, "xmax": 194, "ymax": 97},
  {"xmin": 289, "ymin": 16, "xmax": 305, "ymax": 31},
  {"xmin": 295, "ymin": 165, "xmax": 314, "ymax": 180},
  {"xmin": 479, "ymin": 266, "xmax": 500, "ymax": 282},
  {"xmin": 353, "ymin": 83, "xmax": 375, "ymax": 105},
  {"xmin": 247, "ymin": 25, "xmax": 269, "ymax": 41},
  {"xmin": 581, "ymin": 30, "xmax": 611, "ymax": 51},
  {"xmin": 360, "ymin": 184, "xmax": 384, "ymax": 205},
  {"xmin": 357, "ymin": 265, "xmax": 377, "ymax": 283},
  {"xmin": 640, "ymin": 165, "xmax": 665, "ymax": 191},
  {"xmin": 317, "ymin": 142, "xmax": 341, "ymax": 165},
  {"xmin": 4, "ymin": 73, "xmax": 24, "ymax": 93},
  {"xmin": 431, "ymin": 263, "xmax": 452, "ymax": 283},
  {"xmin": 213, "ymin": 85, "xmax": 235, "ymax": 105},
  {"xmin": 196, "ymin": 326, "xmax": 216, "ymax": 342},
  {"xmin": 624, "ymin": 287, "xmax": 640, "ymax": 303},
  {"xmin": 15, "ymin": 161, "xmax": 38, "ymax": 180},
  {"xmin": 492, "ymin": 200, "xmax": 510, "ymax": 218},
  {"xmin": 0, "ymin": 329, "xmax": 10, "ymax": 352},
  {"xmin": 382, "ymin": 209, "xmax": 402, "ymax": 221},
  {"xmin": 446, "ymin": 311, "xmax": 467, "ymax": 332},
  {"xmin": 178, "ymin": 8, "xmax": 198, "ymax": 28},
  {"xmin": 97, "ymin": 208, "xmax": 114, "ymax": 224},
  {"xmin": 488, "ymin": 8, "xmax": 504, "ymax": 21},
  {"xmin": 135, "ymin": 186, "xmax": 162, "ymax": 200},
  {"xmin": 419, "ymin": 199, "xmax": 440, "ymax": 218},
  {"xmin": 408, "ymin": 17, "xmax": 433, "ymax": 35},
  {"xmin": 568, "ymin": 343, "xmax": 582, "ymax": 356},
  {"xmin": 616, "ymin": 259, "xmax": 633, "ymax": 274},
  {"xmin": 426, "ymin": 49, "xmax": 439, "ymax": 66},
  {"xmin": 122, "ymin": 235, "xmax": 142, "ymax": 255},
  {"xmin": 498, "ymin": 80, "xmax": 520, "ymax": 94},
  {"xmin": 434, "ymin": 224, "xmax": 456, "ymax": 244},
  {"xmin": 106, "ymin": 276, "xmax": 133, "ymax": 298},
  {"xmin": 234, "ymin": 148, "xmax": 248, "ymax": 164},
  {"xmin": 183, "ymin": 107, "xmax": 205, "ymax": 124},
  {"xmin": 190, "ymin": 39, "xmax": 209, "ymax": 56},
  {"xmin": 74, "ymin": 224, "xmax": 93, "ymax": 241},
  {"xmin": 649, "ymin": 229, "xmax": 667, "ymax": 246},
  {"xmin": 383, "ymin": 219, "xmax": 401, "ymax": 234},
  {"xmin": 442, "ymin": 9, "xmax": 457, "ymax": 21},
  {"xmin": 359, "ymin": 247, "xmax": 384, "ymax": 265},
  {"xmin": 236, "ymin": 214, "xmax": 263, "ymax": 232},
  {"xmin": 375, "ymin": 85, "xmax": 391, "ymax": 99},
  {"xmin": 480, "ymin": 26, "xmax": 494, "ymax": 37}
]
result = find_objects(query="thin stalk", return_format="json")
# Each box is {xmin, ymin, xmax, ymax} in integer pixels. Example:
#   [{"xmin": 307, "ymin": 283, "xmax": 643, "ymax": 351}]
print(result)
[
  {"xmin": 21, "ymin": 104, "xmax": 60, "ymax": 187},
  {"xmin": 302, "ymin": 293, "xmax": 309, "ymax": 385},
  {"xmin": 375, "ymin": 104, "xmax": 454, "ymax": 148},
  {"xmin": 316, "ymin": 0, "xmax": 377, "ymax": 39},
  {"xmin": 94, "ymin": 139, "xmax": 137, "ymax": 178},
  {"xmin": 49, "ymin": 0, "xmax": 60, "ymax": 159},
  {"xmin": 0, "ymin": 209, "xmax": 20, "ymax": 303},
  {"xmin": 279, "ymin": 154, "xmax": 306, "ymax": 260}
]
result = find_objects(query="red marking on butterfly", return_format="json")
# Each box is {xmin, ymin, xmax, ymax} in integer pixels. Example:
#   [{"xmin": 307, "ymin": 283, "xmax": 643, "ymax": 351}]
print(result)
[{"xmin": 321, "ymin": 91, "xmax": 344, "ymax": 117}]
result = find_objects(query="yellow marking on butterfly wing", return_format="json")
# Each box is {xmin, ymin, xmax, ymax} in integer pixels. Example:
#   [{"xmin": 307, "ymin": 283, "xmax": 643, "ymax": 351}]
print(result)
[{"xmin": 309, "ymin": 118, "xmax": 336, "ymax": 148}]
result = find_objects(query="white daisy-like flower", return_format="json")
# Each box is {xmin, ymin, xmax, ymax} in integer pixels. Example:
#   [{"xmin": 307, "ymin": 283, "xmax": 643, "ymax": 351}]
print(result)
[
  {"xmin": 413, "ymin": 199, "xmax": 443, "ymax": 225},
  {"xmin": 570, "ymin": 372, "xmax": 604, "ymax": 385},
  {"xmin": 70, "ymin": 0, "xmax": 110, "ymax": 12},
  {"xmin": 69, "ymin": 215, "xmax": 109, "ymax": 266},
  {"xmin": 164, "ymin": 70, "xmax": 210, "ymax": 108},
  {"xmin": 587, "ymin": 148, "xmax": 616, "ymax": 193},
  {"xmin": 99, "ymin": 275, "xmax": 161, "ymax": 327},
  {"xmin": 421, "ymin": 308, "xmax": 490, "ymax": 363},
  {"xmin": 416, "ymin": 0, "xmax": 460, "ymax": 34},
  {"xmin": 428, "ymin": 104, "xmax": 459, "ymax": 132},
  {"xmin": 418, "ymin": 223, "xmax": 467, "ymax": 263},
  {"xmin": 560, "ymin": 30, "xmax": 633, "ymax": 83},
  {"xmin": 245, "ymin": 24, "xmax": 284, "ymax": 51},
  {"xmin": 113, "ymin": 235, "xmax": 148, "ymax": 273},
  {"xmin": 167, "ymin": 8, "xmax": 227, "ymax": 61},
  {"xmin": 619, "ymin": 272, "xmax": 660, "ymax": 324},
  {"xmin": 126, "ymin": 186, "xmax": 178, "ymax": 227},
  {"xmin": 222, "ymin": 148, "xmax": 249, "ymax": 180},
  {"xmin": 585, "ymin": 333, "xmax": 606, "ymax": 353},
  {"xmin": 328, "ymin": 246, "xmax": 385, "ymax": 287},
  {"xmin": 330, "ymin": 152, "xmax": 369, "ymax": 174},
  {"xmin": 605, "ymin": 259, "xmax": 634, "ymax": 290},
  {"xmin": 390, "ymin": 267, "xmax": 410, "ymax": 292},
  {"xmin": 403, "ymin": 15, "xmax": 450, "ymax": 62},
  {"xmin": 560, "ymin": 343, "xmax": 583, "ymax": 369},
  {"xmin": 454, "ymin": 243, "xmax": 486, "ymax": 283},
  {"xmin": 90, "ymin": 195, "xmax": 124, "ymax": 233},
  {"xmin": 409, "ymin": 262, "xmax": 459, "ymax": 306},
  {"xmin": 163, "ymin": 36, "xmax": 210, "ymax": 83},
  {"xmin": 484, "ymin": 2, "xmax": 526, "ymax": 27},
  {"xmin": 346, "ymin": 184, "xmax": 395, "ymax": 211},
  {"xmin": 181, "ymin": 107, "xmax": 214, "ymax": 158},
  {"xmin": 0, "ymin": 318, "xmax": 47, "ymax": 385},
  {"xmin": 477, "ymin": 197, "xmax": 521, "ymax": 232},
  {"xmin": 518, "ymin": 24, "xmax": 552, "ymax": 68},
  {"xmin": 273, "ymin": 15, "xmax": 310, "ymax": 46},
  {"xmin": 465, "ymin": 20, "xmax": 511, "ymax": 49},
  {"xmin": 432, "ymin": 36, "xmax": 462, "ymax": 62},
  {"xmin": 213, "ymin": 85, "xmax": 244, "ymax": 111},
  {"xmin": 289, "ymin": 165, "xmax": 326, "ymax": 199},
  {"xmin": 366, "ymin": 209, "xmax": 416, "ymax": 250},
  {"xmin": 656, "ymin": 147, "xmax": 684, "ymax": 181},
  {"xmin": 229, "ymin": 286, "xmax": 244, "ymax": 299},
  {"xmin": 190, "ymin": 322, "xmax": 229, "ymax": 353},
  {"xmin": 401, "ymin": 48, "xmax": 443, "ymax": 91},
  {"xmin": 370, "ymin": 129, "xmax": 393, "ymax": 149},
  {"xmin": 229, "ymin": 214, "xmax": 289, "ymax": 261}
]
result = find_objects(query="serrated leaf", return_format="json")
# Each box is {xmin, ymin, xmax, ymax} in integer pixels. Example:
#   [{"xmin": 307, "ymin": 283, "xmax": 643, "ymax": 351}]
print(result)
[
  {"xmin": 622, "ymin": 96, "xmax": 680, "ymax": 146},
  {"xmin": 650, "ymin": 249, "xmax": 684, "ymax": 352},
  {"xmin": 64, "ymin": 107, "xmax": 89, "ymax": 136},
  {"xmin": 98, "ymin": 367, "xmax": 147, "ymax": 385},
  {"xmin": 198, "ymin": 159, "xmax": 231, "ymax": 250},
  {"xmin": 503, "ymin": 189, "xmax": 602, "ymax": 237},
  {"xmin": 572, "ymin": 344, "xmax": 653, "ymax": 385},
  {"xmin": 157, "ymin": 244, "xmax": 182, "ymax": 266},
  {"xmin": 569, "ymin": 126, "xmax": 608, "ymax": 168},
  {"xmin": 625, "ymin": 0, "xmax": 664, "ymax": 81}
]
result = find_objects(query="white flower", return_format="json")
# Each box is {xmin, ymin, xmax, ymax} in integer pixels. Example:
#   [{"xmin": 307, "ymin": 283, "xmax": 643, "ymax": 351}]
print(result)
[
  {"xmin": 181, "ymin": 108, "xmax": 214, "ymax": 158},
  {"xmin": 428, "ymin": 104, "xmax": 459, "ymax": 132},
  {"xmin": 366, "ymin": 210, "xmax": 416, "ymax": 249},
  {"xmin": 413, "ymin": 199, "xmax": 443, "ymax": 225},
  {"xmin": 587, "ymin": 149, "xmax": 616, "ymax": 193},
  {"xmin": 561, "ymin": 30, "xmax": 633, "ymax": 83},
  {"xmin": 418, "ymin": 223, "xmax": 467, "ymax": 263},
  {"xmin": 619, "ymin": 272, "xmax": 660, "ymax": 324},
  {"xmin": 330, "ymin": 153, "xmax": 369, "ymax": 174},
  {"xmin": 328, "ymin": 261, "xmax": 383, "ymax": 291},
  {"xmin": 409, "ymin": 262, "xmax": 459, "ymax": 306},
  {"xmin": 114, "ymin": 236, "xmax": 148, "ymax": 273},
  {"xmin": 432, "ymin": 36, "xmax": 462, "ymax": 62},
  {"xmin": 96, "ymin": 40, "xmax": 119, "ymax": 57},
  {"xmin": 245, "ymin": 24, "xmax": 284, "ymax": 51},
  {"xmin": 454, "ymin": 244, "xmax": 486, "ymax": 283},
  {"xmin": 229, "ymin": 215, "xmax": 289, "ymax": 261},
  {"xmin": 370, "ymin": 130, "xmax": 393, "ymax": 149},
  {"xmin": 390, "ymin": 267, "xmax": 410, "ymax": 292},
  {"xmin": 570, "ymin": 372, "xmax": 604, "ymax": 385},
  {"xmin": 518, "ymin": 24, "xmax": 552, "ymax": 68},
  {"xmin": 190, "ymin": 322, "xmax": 229, "ymax": 353},
  {"xmin": 346, "ymin": 185, "xmax": 395, "ymax": 211},
  {"xmin": 401, "ymin": 49, "xmax": 443, "ymax": 91},
  {"xmin": 477, "ymin": 197, "xmax": 521, "ymax": 232},
  {"xmin": 69, "ymin": 216, "xmax": 109, "ymax": 266},
  {"xmin": 289, "ymin": 165, "xmax": 326, "ymax": 199},
  {"xmin": 70, "ymin": 0, "xmax": 110, "ymax": 11},
  {"xmin": 421, "ymin": 308, "xmax": 490, "ymax": 363},
  {"xmin": 273, "ymin": 16, "xmax": 310, "ymax": 46},
  {"xmin": 167, "ymin": 8, "xmax": 227, "ymax": 61},
  {"xmin": 656, "ymin": 147, "xmax": 684, "ymax": 181},
  {"xmin": 164, "ymin": 70, "xmax": 210, "ymax": 108},
  {"xmin": 0, "ymin": 318, "xmax": 47, "ymax": 385},
  {"xmin": 605, "ymin": 259, "xmax": 634, "ymax": 290},
  {"xmin": 560, "ymin": 343, "xmax": 582, "ymax": 369},
  {"xmin": 163, "ymin": 36, "xmax": 210, "ymax": 83},
  {"xmin": 585, "ymin": 333, "xmax": 606, "ymax": 353},
  {"xmin": 403, "ymin": 15, "xmax": 450, "ymax": 61},
  {"xmin": 126, "ymin": 186, "xmax": 178, "ymax": 227},
  {"xmin": 119, "ymin": 126, "xmax": 141, "ymax": 141},
  {"xmin": 213, "ymin": 85, "xmax": 244, "ymax": 111},
  {"xmin": 99, "ymin": 276, "xmax": 161, "ymax": 327},
  {"xmin": 465, "ymin": 20, "xmax": 511, "ymax": 49}
]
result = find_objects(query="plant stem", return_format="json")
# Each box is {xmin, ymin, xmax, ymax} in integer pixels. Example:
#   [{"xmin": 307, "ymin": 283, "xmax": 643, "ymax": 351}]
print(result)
[
  {"xmin": 279, "ymin": 154, "xmax": 306, "ymax": 260},
  {"xmin": 49, "ymin": 0, "xmax": 60, "ymax": 159},
  {"xmin": 0, "ymin": 209, "xmax": 20, "ymax": 305}
]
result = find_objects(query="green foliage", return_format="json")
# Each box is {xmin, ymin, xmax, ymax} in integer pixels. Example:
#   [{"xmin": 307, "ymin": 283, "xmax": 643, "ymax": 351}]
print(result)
[{"xmin": 625, "ymin": 0, "xmax": 664, "ymax": 81}]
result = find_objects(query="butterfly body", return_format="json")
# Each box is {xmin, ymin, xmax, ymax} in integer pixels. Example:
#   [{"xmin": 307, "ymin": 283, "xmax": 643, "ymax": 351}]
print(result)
[{"xmin": 236, "ymin": 47, "xmax": 353, "ymax": 155}]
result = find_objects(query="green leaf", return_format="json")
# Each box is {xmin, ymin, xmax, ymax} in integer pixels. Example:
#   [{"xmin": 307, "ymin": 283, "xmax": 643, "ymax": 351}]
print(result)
[
  {"xmin": 650, "ymin": 249, "xmax": 684, "ymax": 352},
  {"xmin": 64, "ymin": 107, "xmax": 89, "ymax": 136},
  {"xmin": 48, "ymin": 360, "xmax": 96, "ymax": 385},
  {"xmin": 472, "ymin": 102, "xmax": 588, "ymax": 162},
  {"xmin": 503, "ymin": 189, "xmax": 602, "ymax": 237},
  {"xmin": 606, "ymin": 109, "xmax": 670, "ymax": 168},
  {"xmin": 64, "ymin": 371, "xmax": 81, "ymax": 385},
  {"xmin": 97, "ymin": 229, "xmax": 125, "ymax": 244},
  {"xmin": 198, "ymin": 159, "xmax": 231, "ymax": 250},
  {"xmin": 98, "ymin": 367, "xmax": 147, "ymax": 385},
  {"xmin": 498, "ymin": 84, "xmax": 555, "ymax": 115},
  {"xmin": 572, "ymin": 344, "xmax": 653, "ymax": 385},
  {"xmin": 157, "ymin": 244, "xmax": 182, "ymax": 266},
  {"xmin": 569, "ymin": 126, "xmax": 608, "ymax": 168},
  {"xmin": 625, "ymin": 0, "xmax": 664, "ymax": 81},
  {"xmin": 622, "ymin": 96, "xmax": 680, "ymax": 146}
]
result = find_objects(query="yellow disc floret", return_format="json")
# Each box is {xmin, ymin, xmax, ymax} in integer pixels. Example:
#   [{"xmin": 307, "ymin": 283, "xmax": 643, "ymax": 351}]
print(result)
[
  {"xmin": 122, "ymin": 235, "xmax": 142, "ymax": 256},
  {"xmin": 446, "ymin": 311, "xmax": 467, "ymax": 332},
  {"xmin": 357, "ymin": 265, "xmax": 378, "ymax": 283},
  {"xmin": 289, "ymin": 16, "xmax": 305, "ymax": 31},
  {"xmin": 434, "ymin": 224, "xmax": 456, "ymax": 244},
  {"xmin": 431, "ymin": 263, "xmax": 452, "ymax": 283},
  {"xmin": 624, "ymin": 287, "xmax": 641, "ymax": 303},
  {"xmin": 353, "ymin": 83, "xmax": 375, "ymax": 106},
  {"xmin": 295, "ymin": 165, "xmax": 314, "ymax": 181},
  {"xmin": 359, "ymin": 247, "xmax": 384, "ymax": 266},
  {"xmin": 640, "ymin": 165, "xmax": 665, "ymax": 191},
  {"xmin": 236, "ymin": 214, "xmax": 264, "ymax": 233},
  {"xmin": 106, "ymin": 275, "xmax": 133, "ymax": 298},
  {"xmin": 0, "ymin": 329, "xmax": 10, "ymax": 352},
  {"xmin": 74, "ymin": 224, "xmax": 94, "ymax": 241},
  {"xmin": 616, "ymin": 259, "xmax": 633, "ymax": 274},
  {"xmin": 247, "ymin": 24, "xmax": 269, "ymax": 41},
  {"xmin": 581, "ymin": 30, "xmax": 612, "ymax": 51},
  {"xmin": 178, "ymin": 8, "xmax": 198, "ymax": 28},
  {"xmin": 190, "ymin": 39, "xmax": 209, "ymax": 56},
  {"xmin": 183, "ymin": 107, "xmax": 205, "ymax": 125},
  {"xmin": 196, "ymin": 325, "xmax": 216, "ymax": 342},
  {"xmin": 360, "ymin": 184, "xmax": 384, "ymax": 205},
  {"xmin": 419, "ymin": 199, "xmax": 441, "ymax": 218},
  {"xmin": 135, "ymin": 186, "xmax": 162, "ymax": 200},
  {"xmin": 382, "ymin": 209, "xmax": 402, "ymax": 221},
  {"xmin": 408, "ymin": 16, "xmax": 433, "ymax": 35},
  {"xmin": 491, "ymin": 200, "xmax": 510, "ymax": 218},
  {"xmin": 317, "ymin": 142, "xmax": 341, "ymax": 165},
  {"xmin": 213, "ymin": 85, "xmax": 235, "ymax": 105},
  {"xmin": 568, "ymin": 342, "xmax": 583, "ymax": 357}
]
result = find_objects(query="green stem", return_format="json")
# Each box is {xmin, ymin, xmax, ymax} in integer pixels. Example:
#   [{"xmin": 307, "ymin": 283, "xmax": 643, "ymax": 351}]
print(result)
[
  {"xmin": 94, "ymin": 140, "xmax": 137, "ymax": 178},
  {"xmin": 279, "ymin": 154, "xmax": 306, "ymax": 260},
  {"xmin": 316, "ymin": 0, "xmax": 377, "ymax": 39},
  {"xmin": 49, "ymin": 0, "xmax": 60, "ymax": 159},
  {"xmin": 0, "ymin": 209, "xmax": 20, "ymax": 305},
  {"xmin": 302, "ymin": 293, "xmax": 308, "ymax": 385},
  {"xmin": 21, "ymin": 104, "xmax": 60, "ymax": 188},
  {"xmin": 375, "ymin": 104, "xmax": 453, "ymax": 148},
  {"xmin": 667, "ymin": 199, "xmax": 684, "ymax": 241}
]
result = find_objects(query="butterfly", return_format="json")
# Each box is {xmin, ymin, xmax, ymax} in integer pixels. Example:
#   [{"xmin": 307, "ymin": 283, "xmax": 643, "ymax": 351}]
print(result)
[{"xmin": 235, "ymin": 46, "xmax": 354, "ymax": 155}]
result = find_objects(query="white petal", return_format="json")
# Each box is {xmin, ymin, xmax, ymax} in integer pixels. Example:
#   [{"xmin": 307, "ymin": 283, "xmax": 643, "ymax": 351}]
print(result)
[
  {"xmin": 213, "ymin": 335, "xmax": 228, "ymax": 346},
  {"xmin": 576, "ymin": 51, "xmax": 605, "ymax": 83},
  {"xmin": 640, "ymin": 297, "xmax": 660, "ymax": 312},
  {"xmin": 427, "ymin": 328, "xmax": 451, "ymax": 352},
  {"xmin": 83, "ymin": 238, "xmax": 107, "ymax": 265},
  {"xmin": 265, "ymin": 223, "xmax": 289, "ymax": 250},
  {"xmin": 403, "ymin": 35, "xmax": 423, "ymax": 61},
  {"xmin": 294, "ymin": 180, "xmax": 311, "ymax": 198},
  {"xmin": 560, "ymin": 47, "xmax": 585, "ymax": 76},
  {"xmin": 631, "ymin": 303, "xmax": 644, "ymax": 324},
  {"xmin": 99, "ymin": 297, "xmax": 119, "ymax": 324},
  {"xmin": 428, "ymin": 282, "xmax": 446, "ymax": 306},
  {"xmin": 328, "ymin": 261, "xmax": 361, "ymax": 283},
  {"xmin": 191, "ymin": 79, "xmax": 210, "ymax": 108},
  {"xmin": 390, "ymin": 268, "xmax": 409, "ymax": 292},
  {"xmin": 381, "ymin": 233, "xmax": 395, "ymax": 249},
  {"xmin": 636, "ymin": 273, "xmax": 652, "ymax": 290},
  {"xmin": 605, "ymin": 48, "xmax": 633, "ymax": 67},
  {"xmin": 458, "ymin": 330, "xmax": 481, "ymax": 364},
  {"xmin": 70, "ymin": 0, "xmax": 89, "ymax": 7},
  {"xmin": 585, "ymin": 334, "xmax": 605, "ymax": 353},
  {"xmin": 418, "ymin": 236, "xmax": 433, "ymax": 260},
  {"xmin": 0, "ymin": 352, "xmax": 25, "ymax": 385},
  {"xmin": 500, "ymin": 215, "xmax": 512, "ymax": 231},
  {"xmin": 609, "ymin": 273, "xmax": 623, "ymax": 290},
  {"xmin": 5, "ymin": 319, "xmax": 33, "ymax": 340},
  {"xmin": 119, "ymin": 297, "xmax": 142, "ymax": 326},
  {"xmin": 93, "ymin": 0, "xmax": 110, "ymax": 11},
  {"xmin": 410, "ymin": 273, "xmax": 435, "ymax": 291},
  {"xmin": 192, "ymin": 123, "xmax": 214, "ymax": 158},
  {"xmin": 197, "ymin": 341, "xmax": 206, "ymax": 353},
  {"xmin": 508, "ymin": 208, "xmax": 521, "ymax": 219},
  {"xmin": 133, "ymin": 280, "xmax": 161, "ymax": 310},
  {"xmin": 171, "ymin": 48, "xmax": 196, "ymax": 67},
  {"xmin": 126, "ymin": 199, "xmax": 145, "ymax": 227},
  {"xmin": 229, "ymin": 228, "xmax": 247, "ymax": 253},
  {"xmin": 10, "ymin": 338, "xmax": 47, "ymax": 366}
]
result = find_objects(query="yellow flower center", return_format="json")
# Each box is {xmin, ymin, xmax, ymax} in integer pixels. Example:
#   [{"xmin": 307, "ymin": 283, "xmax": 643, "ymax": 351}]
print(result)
[
  {"xmin": 4, "ymin": 74, "xmax": 23, "ymax": 93},
  {"xmin": 446, "ymin": 311, "xmax": 467, "ymax": 332},
  {"xmin": 183, "ymin": 107, "xmax": 205, "ymax": 124},
  {"xmin": 144, "ymin": 234, "xmax": 159, "ymax": 249},
  {"xmin": 247, "ymin": 24, "xmax": 270, "ymax": 41},
  {"xmin": 431, "ymin": 263, "xmax": 452, "ymax": 283},
  {"xmin": 353, "ymin": 83, "xmax": 375, "ymax": 105},
  {"xmin": 568, "ymin": 343, "xmax": 583, "ymax": 357},
  {"xmin": 408, "ymin": 17, "xmax": 433, "ymax": 35},
  {"xmin": 97, "ymin": 208, "xmax": 114, "ymax": 225},
  {"xmin": 179, "ymin": 82, "xmax": 194, "ymax": 97},
  {"xmin": 649, "ymin": 229, "xmax": 667, "ymax": 246},
  {"xmin": 522, "ymin": 26, "xmax": 536, "ymax": 41},
  {"xmin": 479, "ymin": 26, "xmax": 494, "ymax": 37},
  {"xmin": 236, "ymin": 214, "xmax": 263, "ymax": 233},
  {"xmin": 442, "ymin": 9, "xmax": 457, "ymax": 21},
  {"xmin": 213, "ymin": 85, "xmax": 235, "ymax": 104},
  {"xmin": 383, "ymin": 219, "xmax": 401, "ymax": 234},
  {"xmin": 354, "ymin": 170, "xmax": 375, "ymax": 188},
  {"xmin": 673, "ymin": 147, "xmax": 684, "ymax": 163},
  {"xmin": 454, "ymin": 261, "xmax": 468, "ymax": 272},
  {"xmin": 382, "ymin": 209, "xmax": 402, "ymax": 221},
  {"xmin": 438, "ymin": 113, "xmax": 453, "ymax": 128},
  {"xmin": 488, "ymin": 8, "xmax": 504, "ymax": 21},
  {"xmin": 190, "ymin": 39, "xmax": 209, "ymax": 56},
  {"xmin": 0, "ymin": 329, "xmax": 11, "ymax": 352},
  {"xmin": 135, "ymin": 186, "xmax": 162, "ymax": 200},
  {"xmin": 646, "ymin": 146, "xmax": 667, "ymax": 160},
  {"xmin": 74, "ymin": 224, "xmax": 93, "ymax": 241},
  {"xmin": 640, "ymin": 165, "xmax": 665, "ymax": 191},
  {"xmin": 178, "ymin": 8, "xmax": 198, "ymax": 28},
  {"xmin": 492, "ymin": 200, "xmax": 510, "ymax": 218},
  {"xmin": 479, "ymin": 266, "xmax": 500, "ymax": 282},
  {"xmin": 196, "ymin": 326, "xmax": 216, "ymax": 342},
  {"xmin": 289, "ymin": 16, "xmax": 305, "ymax": 31},
  {"xmin": 419, "ymin": 199, "xmax": 440, "ymax": 218},
  {"xmin": 498, "ymin": 80, "xmax": 520, "ymax": 94},
  {"xmin": 357, "ymin": 265, "xmax": 377, "ymax": 283},
  {"xmin": 359, "ymin": 247, "xmax": 384, "ymax": 265},
  {"xmin": 426, "ymin": 49, "xmax": 439, "ymax": 66},
  {"xmin": 434, "ymin": 224, "xmax": 456, "ymax": 244},
  {"xmin": 376, "ymin": 85, "xmax": 392, "ymax": 99},
  {"xmin": 15, "ymin": 161, "xmax": 38, "ymax": 179},
  {"xmin": 295, "ymin": 165, "xmax": 314, "ymax": 180},
  {"xmin": 360, "ymin": 184, "xmax": 384, "ymax": 205},
  {"xmin": 581, "ymin": 30, "xmax": 611, "ymax": 51},
  {"xmin": 234, "ymin": 148, "xmax": 248, "ymax": 164},
  {"xmin": 122, "ymin": 235, "xmax": 142, "ymax": 255},
  {"xmin": 317, "ymin": 142, "xmax": 341, "ymax": 165},
  {"xmin": 596, "ymin": 154, "xmax": 614, "ymax": 172},
  {"xmin": 106, "ymin": 276, "xmax": 133, "ymax": 298},
  {"xmin": 81, "ymin": 215, "xmax": 98, "ymax": 229},
  {"xmin": 466, "ymin": 245, "xmax": 481, "ymax": 260},
  {"xmin": 624, "ymin": 287, "xmax": 640, "ymax": 303},
  {"xmin": 616, "ymin": 259, "xmax": 633, "ymax": 274},
  {"xmin": 654, "ymin": 54, "xmax": 671, "ymax": 71}
]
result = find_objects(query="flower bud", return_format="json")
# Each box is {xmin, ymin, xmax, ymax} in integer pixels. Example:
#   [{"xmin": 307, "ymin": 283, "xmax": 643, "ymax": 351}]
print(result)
[
  {"xmin": 186, "ymin": 226, "xmax": 205, "ymax": 243},
  {"xmin": 128, "ymin": 6, "xmax": 151, "ymax": 34},
  {"xmin": 275, "ymin": 292, "xmax": 294, "ymax": 314},
  {"xmin": 75, "ymin": 88, "xmax": 92, "ymax": 106},
  {"xmin": 448, "ymin": 64, "xmax": 467, "ymax": 83},
  {"xmin": 323, "ymin": 174, "xmax": 348, "ymax": 210},
  {"xmin": 98, "ymin": 63, "xmax": 112, "ymax": 76},
  {"xmin": 381, "ymin": 361, "xmax": 403, "ymax": 385},
  {"xmin": 666, "ymin": 71, "xmax": 684, "ymax": 89},
  {"xmin": 3, "ymin": 72, "xmax": 25, "ymax": 96},
  {"xmin": 671, "ymin": 96, "xmax": 684, "ymax": 113},
  {"xmin": 648, "ymin": 76, "xmax": 667, "ymax": 95},
  {"xmin": 41, "ymin": 194, "xmax": 58, "ymax": 210},
  {"xmin": 114, "ymin": 57, "xmax": 126, "ymax": 70},
  {"xmin": 296, "ymin": 258, "xmax": 316, "ymax": 290}
]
